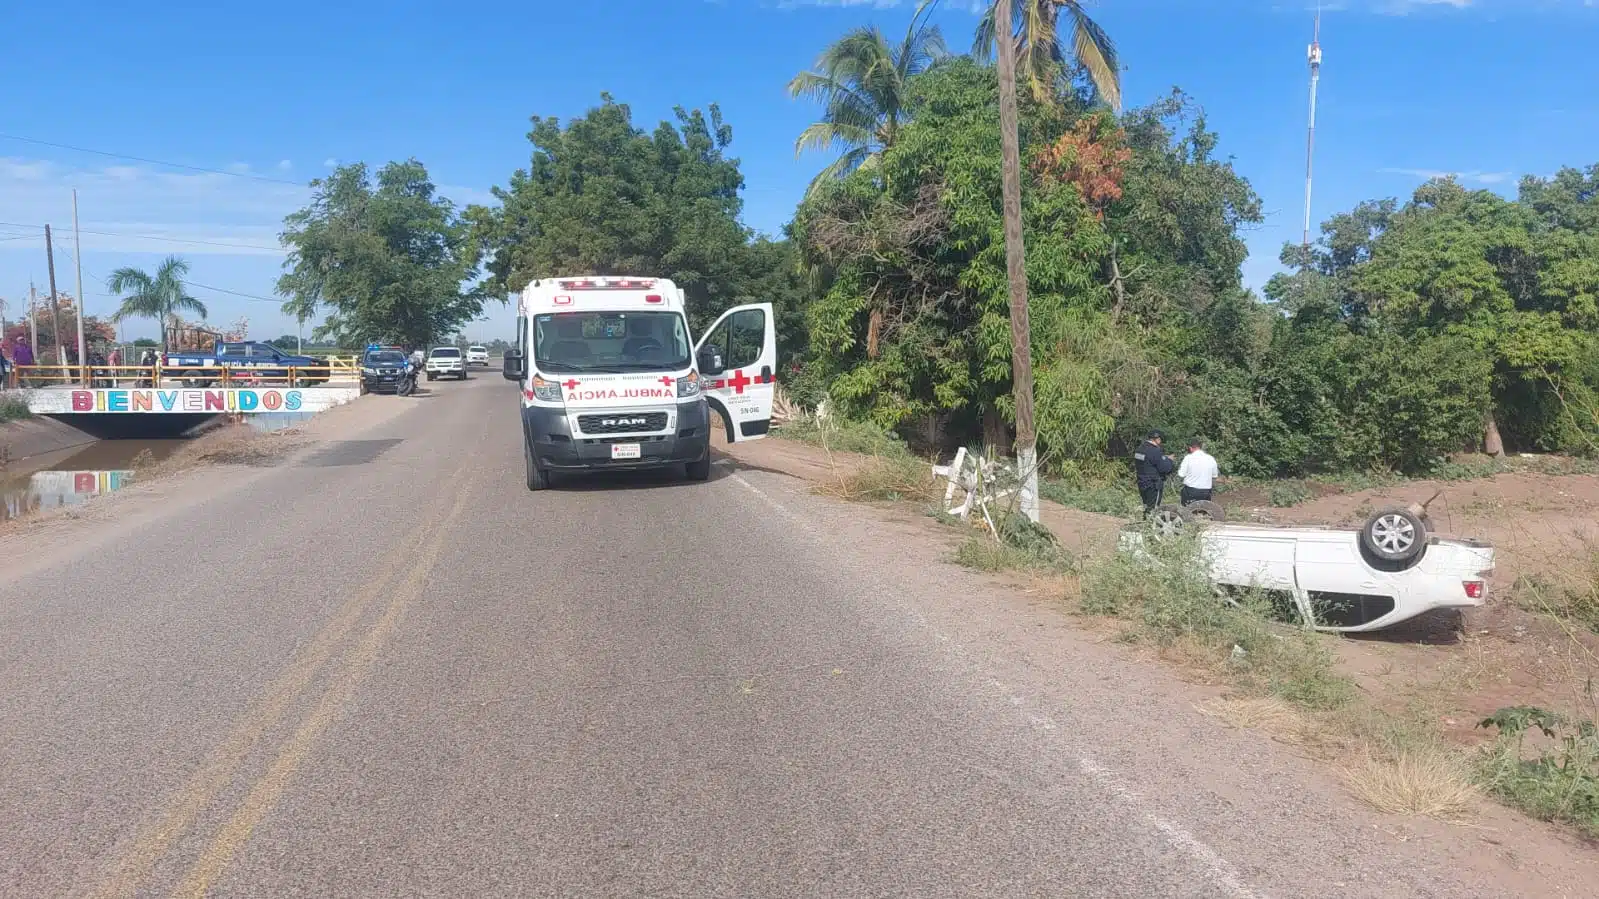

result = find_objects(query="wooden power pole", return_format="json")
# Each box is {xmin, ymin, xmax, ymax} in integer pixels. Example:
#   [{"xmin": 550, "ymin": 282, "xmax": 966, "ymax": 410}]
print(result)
[
  {"xmin": 994, "ymin": 0, "xmax": 1041, "ymax": 522},
  {"xmin": 45, "ymin": 224, "xmax": 64, "ymax": 366}
]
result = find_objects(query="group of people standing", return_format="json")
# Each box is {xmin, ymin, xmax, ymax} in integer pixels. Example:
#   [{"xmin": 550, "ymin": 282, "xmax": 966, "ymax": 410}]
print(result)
[
  {"xmin": 1, "ymin": 336, "xmax": 136, "ymax": 388},
  {"xmin": 1132, "ymin": 429, "xmax": 1220, "ymax": 515}
]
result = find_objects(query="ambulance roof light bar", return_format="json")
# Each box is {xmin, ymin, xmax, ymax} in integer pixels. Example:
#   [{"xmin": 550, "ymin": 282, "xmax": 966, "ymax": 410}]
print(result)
[{"xmin": 557, "ymin": 277, "xmax": 657, "ymax": 291}]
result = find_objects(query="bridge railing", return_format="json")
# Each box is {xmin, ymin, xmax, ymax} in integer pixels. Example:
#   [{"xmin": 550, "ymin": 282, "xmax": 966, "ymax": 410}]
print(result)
[{"xmin": 5, "ymin": 358, "xmax": 361, "ymax": 390}]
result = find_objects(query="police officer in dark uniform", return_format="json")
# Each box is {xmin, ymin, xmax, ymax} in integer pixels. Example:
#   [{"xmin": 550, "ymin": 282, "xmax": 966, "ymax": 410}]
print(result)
[{"xmin": 1133, "ymin": 429, "xmax": 1176, "ymax": 515}]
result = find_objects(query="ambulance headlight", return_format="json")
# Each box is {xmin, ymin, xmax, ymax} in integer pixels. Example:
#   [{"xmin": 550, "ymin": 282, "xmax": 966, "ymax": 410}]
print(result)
[
  {"xmin": 530, "ymin": 375, "xmax": 564, "ymax": 403},
  {"xmin": 677, "ymin": 371, "xmax": 701, "ymax": 397}
]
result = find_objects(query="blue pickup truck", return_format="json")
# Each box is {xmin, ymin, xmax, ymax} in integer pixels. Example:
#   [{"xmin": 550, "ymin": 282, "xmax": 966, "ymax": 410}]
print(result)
[{"xmin": 162, "ymin": 341, "xmax": 328, "ymax": 387}]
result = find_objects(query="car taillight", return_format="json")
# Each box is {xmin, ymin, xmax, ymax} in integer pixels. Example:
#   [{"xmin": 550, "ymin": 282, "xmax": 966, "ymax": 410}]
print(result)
[
  {"xmin": 1463, "ymin": 581, "xmax": 1485, "ymax": 599},
  {"xmin": 530, "ymin": 375, "xmax": 564, "ymax": 403},
  {"xmin": 645, "ymin": 294, "xmax": 663, "ymax": 304}
]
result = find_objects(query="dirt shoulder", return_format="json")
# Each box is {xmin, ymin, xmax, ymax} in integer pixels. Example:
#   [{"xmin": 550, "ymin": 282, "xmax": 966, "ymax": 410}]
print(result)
[{"xmin": 715, "ymin": 429, "xmax": 1599, "ymax": 884}]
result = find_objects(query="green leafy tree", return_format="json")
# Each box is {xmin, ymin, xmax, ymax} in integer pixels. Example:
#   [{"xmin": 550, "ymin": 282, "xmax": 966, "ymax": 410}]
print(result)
[
  {"xmin": 278, "ymin": 160, "xmax": 481, "ymax": 349},
  {"xmin": 106, "ymin": 256, "xmax": 208, "ymax": 352},
  {"xmin": 469, "ymin": 96, "xmax": 799, "ymax": 339},
  {"xmin": 787, "ymin": 5, "xmax": 949, "ymax": 189},
  {"xmin": 973, "ymin": 0, "xmax": 1120, "ymax": 108}
]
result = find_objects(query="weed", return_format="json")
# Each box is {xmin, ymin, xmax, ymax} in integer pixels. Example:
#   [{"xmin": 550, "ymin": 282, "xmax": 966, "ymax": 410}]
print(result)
[
  {"xmin": 0, "ymin": 395, "xmax": 32, "ymax": 423},
  {"xmin": 1511, "ymin": 558, "xmax": 1599, "ymax": 635},
  {"xmin": 954, "ymin": 513, "xmax": 1077, "ymax": 575},
  {"xmin": 1078, "ymin": 533, "xmax": 1354, "ymax": 710},
  {"xmin": 1266, "ymin": 481, "xmax": 1314, "ymax": 507},
  {"xmin": 1475, "ymin": 706, "xmax": 1599, "ymax": 838},
  {"xmin": 816, "ymin": 453, "xmax": 938, "ymax": 504},
  {"xmin": 1040, "ymin": 478, "xmax": 1140, "ymax": 516},
  {"xmin": 776, "ymin": 414, "xmax": 908, "ymax": 458}
]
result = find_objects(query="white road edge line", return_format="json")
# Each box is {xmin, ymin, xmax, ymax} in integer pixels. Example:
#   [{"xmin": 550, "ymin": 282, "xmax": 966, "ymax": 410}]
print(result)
[{"xmin": 730, "ymin": 468, "xmax": 1268, "ymax": 899}]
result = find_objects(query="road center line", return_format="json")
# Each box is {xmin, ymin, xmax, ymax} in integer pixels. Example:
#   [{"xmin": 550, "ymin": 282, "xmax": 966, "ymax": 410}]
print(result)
[
  {"xmin": 171, "ymin": 461, "xmax": 482, "ymax": 897},
  {"xmin": 82, "ymin": 440, "xmax": 481, "ymax": 899}
]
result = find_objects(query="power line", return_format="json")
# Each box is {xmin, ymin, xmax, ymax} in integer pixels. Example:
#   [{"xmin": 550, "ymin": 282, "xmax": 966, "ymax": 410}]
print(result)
[
  {"xmin": 0, "ymin": 133, "xmax": 305, "ymax": 186},
  {"xmin": 0, "ymin": 221, "xmax": 282, "ymax": 252},
  {"xmin": 188, "ymin": 281, "xmax": 286, "ymax": 305}
]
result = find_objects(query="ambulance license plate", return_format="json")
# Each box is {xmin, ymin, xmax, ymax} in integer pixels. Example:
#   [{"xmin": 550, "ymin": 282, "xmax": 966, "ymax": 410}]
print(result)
[{"xmin": 611, "ymin": 443, "xmax": 642, "ymax": 460}]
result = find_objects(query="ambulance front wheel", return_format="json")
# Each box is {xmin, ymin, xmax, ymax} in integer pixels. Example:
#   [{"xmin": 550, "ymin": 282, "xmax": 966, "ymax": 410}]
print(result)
[
  {"xmin": 524, "ymin": 440, "xmax": 550, "ymax": 491},
  {"xmin": 685, "ymin": 455, "xmax": 711, "ymax": 482}
]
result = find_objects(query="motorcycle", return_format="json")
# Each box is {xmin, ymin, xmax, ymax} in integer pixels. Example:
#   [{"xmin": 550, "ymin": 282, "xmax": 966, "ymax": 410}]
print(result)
[{"xmin": 396, "ymin": 360, "xmax": 420, "ymax": 396}]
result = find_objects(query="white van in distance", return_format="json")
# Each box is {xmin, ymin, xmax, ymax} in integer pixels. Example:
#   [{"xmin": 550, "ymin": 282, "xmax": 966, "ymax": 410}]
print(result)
[{"xmin": 503, "ymin": 275, "xmax": 777, "ymax": 490}]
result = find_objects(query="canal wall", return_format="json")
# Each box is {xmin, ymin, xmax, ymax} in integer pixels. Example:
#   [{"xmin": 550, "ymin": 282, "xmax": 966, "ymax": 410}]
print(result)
[{"xmin": 0, "ymin": 417, "xmax": 98, "ymax": 463}]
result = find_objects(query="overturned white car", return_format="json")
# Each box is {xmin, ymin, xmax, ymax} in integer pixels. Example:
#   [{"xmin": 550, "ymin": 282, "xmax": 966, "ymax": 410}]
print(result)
[{"xmin": 1119, "ymin": 504, "xmax": 1495, "ymax": 633}]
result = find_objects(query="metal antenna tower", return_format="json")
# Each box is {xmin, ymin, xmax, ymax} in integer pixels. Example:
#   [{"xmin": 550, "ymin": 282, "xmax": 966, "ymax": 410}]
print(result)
[{"xmin": 1302, "ymin": 6, "xmax": 1323, "ymax": 253}]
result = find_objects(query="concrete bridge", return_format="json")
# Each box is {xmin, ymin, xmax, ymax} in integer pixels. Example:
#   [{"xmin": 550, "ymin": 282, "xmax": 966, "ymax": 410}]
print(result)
[{"xmin": 9, "ymin": 362, "xmax": 362, "ymax": 437}]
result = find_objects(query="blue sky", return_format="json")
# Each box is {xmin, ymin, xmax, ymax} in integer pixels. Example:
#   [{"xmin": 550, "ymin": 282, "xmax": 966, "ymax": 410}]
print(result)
[{"xmin": 2, "ymin": 0, "xmax": 1595, "ymax": 343}]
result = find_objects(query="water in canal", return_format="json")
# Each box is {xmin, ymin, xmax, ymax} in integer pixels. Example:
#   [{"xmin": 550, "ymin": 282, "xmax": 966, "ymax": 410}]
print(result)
[{"xmin": 1, "ymin": 412, "xmax": 315, "ymax": 522}]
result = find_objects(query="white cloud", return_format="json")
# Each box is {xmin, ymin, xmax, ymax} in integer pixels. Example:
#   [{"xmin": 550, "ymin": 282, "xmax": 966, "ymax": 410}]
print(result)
[
  {"xmin": 1379, "ymin": 166, "xmax": 1514, "ymax": 185},
  {"xmin": 322, "ymin": 157, "xmax": 338, "ymax": 168},
  {"xmin": 277, "ymin": 159, "xmax": 293, "ymax": 171}
]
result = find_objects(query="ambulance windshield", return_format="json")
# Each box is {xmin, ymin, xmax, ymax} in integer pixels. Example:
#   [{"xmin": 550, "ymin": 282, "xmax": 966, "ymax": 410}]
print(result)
[{"xmin": 533, "ymin": 311, "xmax": 691, "ymax": 373}]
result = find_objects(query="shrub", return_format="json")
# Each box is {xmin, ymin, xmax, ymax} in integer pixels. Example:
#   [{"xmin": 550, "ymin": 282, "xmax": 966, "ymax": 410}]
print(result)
[
  {"xmin": 1476, "ymin": 706, "xmax": 1599, "ymax": 838},
  {"xmin": 1079, "ymin": 533, "xmax": 1353, "ymax": 710},
  {"xmin": 0, "ymin": 395, "xmax": 31, "ymax": 423}
]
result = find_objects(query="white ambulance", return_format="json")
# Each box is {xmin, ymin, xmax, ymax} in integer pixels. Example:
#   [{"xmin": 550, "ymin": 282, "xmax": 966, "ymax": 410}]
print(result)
[{"xmin": 503, "ymin": 276, "xmax": 777, "ymax": 490}]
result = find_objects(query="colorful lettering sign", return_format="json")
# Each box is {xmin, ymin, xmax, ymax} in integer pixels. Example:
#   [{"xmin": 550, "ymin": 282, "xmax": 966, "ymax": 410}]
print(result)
[{"xmin": 23, "ymin": 387, "xmax": 359, "ymax": 416}]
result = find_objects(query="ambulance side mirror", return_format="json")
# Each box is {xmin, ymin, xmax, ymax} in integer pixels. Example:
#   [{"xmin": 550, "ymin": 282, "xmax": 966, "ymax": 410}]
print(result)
[
  {"xmin": 698, "ymin": 346, "xmax": 724, "ymax": 377},
  {"xmin": 502, "ymin": 351, "xmax": 524, "ymax": 381}
]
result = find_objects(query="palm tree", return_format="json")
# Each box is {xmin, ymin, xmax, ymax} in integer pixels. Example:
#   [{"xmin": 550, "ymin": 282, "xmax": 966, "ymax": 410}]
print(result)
[
  {"xmin": 788, "ymin": 2, "xmax": 949, "ymax": 192},
  {"xmin": 974, "ymin": 0, "xmax": 1121, "ymax": 109},
  {"xmin": 107, "ymin": 255, "xmax": 208, "ymax": 352}
]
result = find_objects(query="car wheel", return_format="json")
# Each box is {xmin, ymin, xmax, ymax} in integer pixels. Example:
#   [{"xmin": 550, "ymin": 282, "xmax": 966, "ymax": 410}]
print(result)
[
  {"xmin": 1360, "ymin": 507, "xmax": 1427, "ymax": 565},
  {"xmin": 525, "ymin": 440, "xmax": 549, "ymax": 491},
  {"xmin": 1186, "ymin": 500, "xmax": 1226, "ymax": 522},
  {"xmin": 1148, "ymin": 504, "xmax": 1192, "ymax": 540},
  {"xmin": 685, "ymin": 455, "xmax": 712, "ymax": 482}
]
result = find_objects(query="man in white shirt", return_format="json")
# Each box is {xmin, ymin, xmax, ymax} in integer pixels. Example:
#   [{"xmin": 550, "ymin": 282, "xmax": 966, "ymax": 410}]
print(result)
[{"xmin": 1177, "ymin": 437, "xmax": 1220, "ymax": 505}]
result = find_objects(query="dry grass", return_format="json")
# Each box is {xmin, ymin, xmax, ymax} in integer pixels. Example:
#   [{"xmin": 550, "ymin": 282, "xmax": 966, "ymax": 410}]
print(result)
[
  {"xmin": 1198, "ymin": 696, "xmax": 1312, "ymax": 744},
  {"xmin": 1338, "ymin": 746, "xmax": 1481, "ymax": 823},
  {"xmin": 813, "ymin": 453, "xmax": 939, "ymax": 504}
]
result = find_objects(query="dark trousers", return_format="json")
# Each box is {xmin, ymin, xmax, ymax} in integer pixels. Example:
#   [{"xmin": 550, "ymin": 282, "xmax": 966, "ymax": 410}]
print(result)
[
  {"xmin": 1138, "ymin": 479, "xmax": 1163, "ymax": 514},
  {"xmin": 1180, "ymin": 486, "xmax": 1213, "ymax": 505}
]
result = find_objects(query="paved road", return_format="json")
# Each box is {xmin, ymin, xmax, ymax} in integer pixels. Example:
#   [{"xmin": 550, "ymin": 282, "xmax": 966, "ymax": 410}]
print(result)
[{"xmin": 0, "ymin": 377, "xmax": 1555, "ymax": 897}]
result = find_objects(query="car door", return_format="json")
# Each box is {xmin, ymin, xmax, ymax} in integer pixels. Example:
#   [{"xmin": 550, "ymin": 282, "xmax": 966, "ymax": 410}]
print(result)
[{"xmin": 695, "ymin": 302, "xmax": 777, "ymax": 443}]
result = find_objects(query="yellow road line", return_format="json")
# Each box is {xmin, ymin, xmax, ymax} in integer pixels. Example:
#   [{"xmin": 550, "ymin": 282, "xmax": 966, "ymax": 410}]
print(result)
[
  {"xmin": 171, "ymin": 474, "xmax": 479, "ymax": 898},
  {"xmin": 82, "ymin": 460, "xmax": 476, "ymax": 899}
]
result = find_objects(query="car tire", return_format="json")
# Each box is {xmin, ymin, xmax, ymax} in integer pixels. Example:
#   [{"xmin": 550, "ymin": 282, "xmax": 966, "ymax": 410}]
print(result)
[
  {"xmin": 426, "ymin": 373, "xmax": 435, "ymax": 381},
  {"xmin": 685, "ymin": 455, "xmax": 712, "ymax": 482},
  {"xmin": 1148, "ymin": 504, "xmax": 1192, "ymax": 540},
  {"xmin": 525, "ymin": 441, "xmax": 550, "ymax": 491},
  {"xmin": 1186, "ymin": 500, "xmax": 1226, "ymax": 522},
  {"xmin": 1360, "ymin": 507, "xmax": 1427, "ymax": 565}
]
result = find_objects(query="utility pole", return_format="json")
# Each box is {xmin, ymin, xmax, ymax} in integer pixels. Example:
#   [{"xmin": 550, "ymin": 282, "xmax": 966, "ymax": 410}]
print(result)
[
  {"xmin": 72, "ymin": 190, "xmax": 88, "ymax": 383},
  {"xmin": 1302, "ymin": 8, "xmax": 1323, "ymax": 253},
  {"xmin": 994, "ymin": 0, "xmax": 1040, "ymax": 522},
  {"xmin": 29, "ymin": 282, "xmax": 39, "ymax": 350},
  {"xmin": 45, "ymin": 225, "xmax": 64, "ymax": 367}
]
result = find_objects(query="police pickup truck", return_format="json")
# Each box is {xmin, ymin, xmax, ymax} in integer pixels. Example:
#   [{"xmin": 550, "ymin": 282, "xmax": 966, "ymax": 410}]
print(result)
[{"xmin": 163, "ymin": 341, "xmax": 327, "ymax": 387}]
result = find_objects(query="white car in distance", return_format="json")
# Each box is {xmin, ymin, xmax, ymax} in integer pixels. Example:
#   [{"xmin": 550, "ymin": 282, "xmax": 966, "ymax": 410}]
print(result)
[
  {"xmin": 466, "ymin": 345, "xmax": 490, "ymax": 366},
  {"xmin": 425, "ymin": 346, "xmax": 467, "ymax": 381}
]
